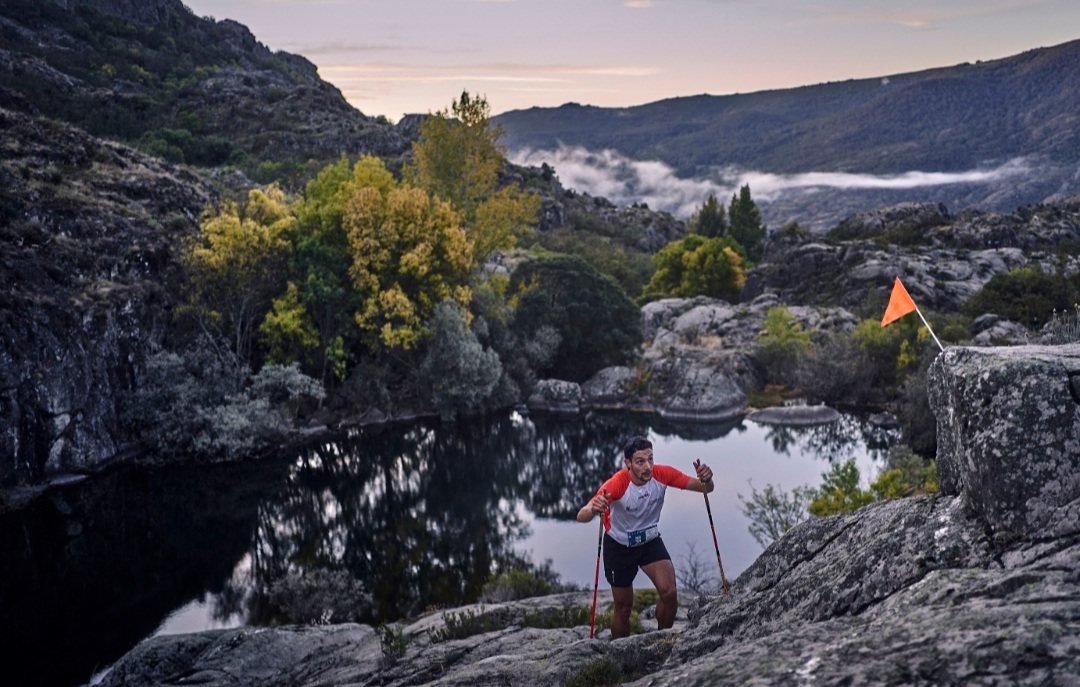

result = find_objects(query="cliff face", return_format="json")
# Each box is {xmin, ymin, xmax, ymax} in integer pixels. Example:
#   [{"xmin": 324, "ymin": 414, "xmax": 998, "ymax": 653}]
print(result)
[
  {"xmin": 0, "ymin": 106, "xmax": 214, "ymax": 493},
  {"xmin": 97, "ymin": 345, "xmax": 1080, "ymax": 685}
]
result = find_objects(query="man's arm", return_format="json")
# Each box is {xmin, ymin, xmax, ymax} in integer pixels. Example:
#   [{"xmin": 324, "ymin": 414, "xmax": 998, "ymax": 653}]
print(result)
[
  {"xmin": 687, "ymin": 459, "xmax": 715, "ymax": 494},
  {"xmin": 577, "ymin": 490, "xmax": 610, "ymax": 522}
]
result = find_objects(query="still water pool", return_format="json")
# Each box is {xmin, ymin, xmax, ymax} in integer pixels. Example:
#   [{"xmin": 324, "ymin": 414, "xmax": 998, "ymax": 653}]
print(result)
[{"xmin": 1, "ymin": 408, "xmax": 895, "ymax": 686}]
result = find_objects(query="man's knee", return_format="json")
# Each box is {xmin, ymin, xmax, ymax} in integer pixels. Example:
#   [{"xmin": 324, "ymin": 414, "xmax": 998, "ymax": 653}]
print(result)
[{"xmin": 658, "ymin": 585, "xmax": 677, "ymax": 606}]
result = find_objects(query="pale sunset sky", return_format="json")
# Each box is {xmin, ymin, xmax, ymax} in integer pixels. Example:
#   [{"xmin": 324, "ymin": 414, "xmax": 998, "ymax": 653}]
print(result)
[{"xmin": 179, "ymin": 0, "xmax": 1079, "ymax": 123}]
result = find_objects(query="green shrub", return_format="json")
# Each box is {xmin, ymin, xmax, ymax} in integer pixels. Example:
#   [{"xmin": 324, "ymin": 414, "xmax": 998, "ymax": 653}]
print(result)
[
  {"xmin": 563, "ymin": 658, "xmax": 626, "ymax": 687},
  {"xmin": 641, "ymin": 234, "xmax": 747, "ymax": 302},
  {"xmin": 808, "ymin": 459, "xmax": 875, "ymax": 517},
  {"xmin": 871, "ymin": 445, "xmax": 939, "ymax": 498},
  {"xmin": 124, "ymin": 350, "xmax": 323, "ymax": 460},
  {"xmin": 753, "ymin": 306, "xmax": 811, "ymax": 386},
  {"xmin": 481, "ymin": 567, "xmax": 557, "ymax": 602},
  {"xmin": 265, "ymin": 569, "xmax": 372, "ymax": 625},
  {"xmin": 510, "ymin": 256, "xmax": 641, "ymax": 383},
  {"xmin": 853, "ymin": 315, "xmax": 921, "ymax": 389},
  {"xmin": 961, "ymin": 266, "xmax": 1077, "ymax": 329},
  {"xmin": 1043, "ymin": 305, "xmax": 1080, "ymax": 344},
  {"xmin": 522, "ymin": 605, "xmax": 592, "ymax": 629},
  {"xmin": 376, "ymin": 623, "xmax": 410, "ymax": 666},
  {"xmin": 419, "ymin": 300, "xmax": 502, "ymax": 421},
  {"xmin": 794, "ymin": 331, "xmax": 874, "ymax": 405},
  {"xmin": 428, "ymin": 607, "xmax": 508, "ymax": 643}
]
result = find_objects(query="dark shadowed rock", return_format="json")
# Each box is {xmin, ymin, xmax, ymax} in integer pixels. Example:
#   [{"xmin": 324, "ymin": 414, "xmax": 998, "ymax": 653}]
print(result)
[
  {"xmin": 527, "ymin": 379, "xmax": 583, "ymax": 414},
  {"xmin": 0, "ymin": 107, "xmax": 215, "ymax": 493}
]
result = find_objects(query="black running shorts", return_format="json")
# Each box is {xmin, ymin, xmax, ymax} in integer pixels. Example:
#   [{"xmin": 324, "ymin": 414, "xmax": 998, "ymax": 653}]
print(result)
[{"xmin": 602, "ymin": 533, "xmax": 671, "ymax": 587}]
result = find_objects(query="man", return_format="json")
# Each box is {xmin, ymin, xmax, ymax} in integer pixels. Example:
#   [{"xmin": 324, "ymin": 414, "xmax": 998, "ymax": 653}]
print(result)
[{"xmin": 577, "ymin": 435, "xmax": 715, "ymax": 638}]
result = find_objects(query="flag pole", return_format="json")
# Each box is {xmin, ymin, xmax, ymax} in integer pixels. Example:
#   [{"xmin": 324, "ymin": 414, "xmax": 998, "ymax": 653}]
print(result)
[
  {"xmin": 882, "ymin": 276, "xmax": 944, "ymax": 353},
  {"xmin": 914, "ymin": 307, "xmax": 945, "ymax": 352}
]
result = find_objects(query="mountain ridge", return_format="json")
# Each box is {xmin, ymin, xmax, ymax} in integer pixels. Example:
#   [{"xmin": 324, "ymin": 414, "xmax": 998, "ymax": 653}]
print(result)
[
  {"xmin": 495, "ymin": 38, "xmax": 1080, "ymax": 175},
  {"xmin": 494, "ymin": 38, "xmax": 1080, "ymax": 229}
]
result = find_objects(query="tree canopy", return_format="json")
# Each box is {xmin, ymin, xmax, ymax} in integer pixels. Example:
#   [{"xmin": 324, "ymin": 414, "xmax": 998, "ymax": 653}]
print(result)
[
  {"xmin": 691, "ymin": 193, "xmax": 727, "ymax": 238},
  {"xmin": 182, "ymin": 185, "xmax": 294, "ymax": 374},
  {"xmin": 642, "ymin": 234, "xmax": 747, "ymax": 302},
  {"xmin": 406, "ymin": 91, "xmax": 540, "ymax": 271},
  {"xmin": 727, "ymin": 184, "xmax": 766, "ymax": 263},
  {"xmin": 345, "ymin": 157, "xmax": 474, "ymax": 350},
  {"xmin": 509, "ymin": 256, "xmax": 641, "ymax": 383}
]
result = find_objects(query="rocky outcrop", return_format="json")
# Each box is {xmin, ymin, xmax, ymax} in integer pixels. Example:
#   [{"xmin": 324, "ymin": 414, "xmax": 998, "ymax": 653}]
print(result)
[
  {"xmin": 566, "ymin": 294, "xmax": 857, "ymax": 422},
  {"xmin": 0, "ymin": 107, "xmax": 214, "ymax": 492},
  {"xmin": 526, "ymin": 379, "xmax": 583, "ymax": 414},
  {"xmin": 744, "ymin": 201, "xmax": 1080, "ymax": 313},
  {"xmin": 929, "ymin": 345, "xmax": 1080, "ymax": 546},
  {"xmin": 99, "ymin": 590, "xmax": 695, "ymax": 687},
  {"xmin": 98, "ymin": 344, "xmax": 1080, "ymax": 685}
]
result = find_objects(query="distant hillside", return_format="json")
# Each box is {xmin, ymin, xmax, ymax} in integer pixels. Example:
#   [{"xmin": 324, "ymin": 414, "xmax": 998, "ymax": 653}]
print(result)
[
  {"xmin": 0, "ymin": 0, "xmax": 412, "ymax": 181},
  {"xmin": 494, "ymin": 40, "xmax": 1080, "ymax": 229}
]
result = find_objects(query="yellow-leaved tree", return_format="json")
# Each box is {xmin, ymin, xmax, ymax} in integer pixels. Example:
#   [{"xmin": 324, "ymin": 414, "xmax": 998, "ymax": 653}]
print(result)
[
  {"xmin": 182, "ymin": 185, "xmax": 294, "ymax": 376},
  {"xmin": 345, "ymin": 156, "xmax": 474, "ymax": 350},
  {"xmin": 406, "ymin": 91, "xmax": 539, "ymax": 270}
]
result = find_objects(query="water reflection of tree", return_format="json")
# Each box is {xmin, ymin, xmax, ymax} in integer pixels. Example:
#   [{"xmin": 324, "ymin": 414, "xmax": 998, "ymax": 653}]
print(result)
[
  {"xmin": 217, "ymin": 410, "xmax": 898, "ymax": 626},
  {"xmin": 519, "ymin": 411, "xmax": 746, "ymax": 519},
  {"xmin": 759, "ymin": 414, "xmax": 898, "ymax": 464},
  {"xmin": 517, "ymin": 411, "xmax": 654, "ymax": 519},
  {"xmin": 230, "ymin": 416, "xmax": 538, "ymax": 624}
]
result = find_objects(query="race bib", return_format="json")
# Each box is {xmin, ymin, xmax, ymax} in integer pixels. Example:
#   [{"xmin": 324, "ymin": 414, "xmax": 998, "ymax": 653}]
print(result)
[{"xmin": 627, "ymin": 525, "xmax": 659, "ymax": 547}]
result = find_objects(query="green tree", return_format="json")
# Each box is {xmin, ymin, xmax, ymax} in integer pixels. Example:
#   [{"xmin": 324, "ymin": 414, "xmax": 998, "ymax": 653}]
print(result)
[
  {"xmin": 345, "ymin": 159, "xmax": 474, "ymax": 350},
  {"xmin": 727, "ymin": 184, "xmax": 766, "ymax": 262},
  {"xmin": 510, "ymin": 256, "xmax": 641, "ymax": 383},
  {"xmin": 691, "ymin": 193, "xmax": 727, "ymax": 238},
  {"xmin": 406, "ymin": 91, "xmax": 540, "ymax": 270},
  {"xmin": 288, "ymin": 157, "xmax": 387, "ymax": 382},
  {"xmin": 642, "ymin": 234, "xmax": 746, "ymax": 302},
  {"xmin": 738, "ymin": 482, "xmax": 814, "ymax": 548},
  {"xmin": 419, "ymin": 300, "xmax": 503, "ymax": 420},
  {"xmin": 259, "ymin": 281, "xmax": 320, "ymax": 366}
]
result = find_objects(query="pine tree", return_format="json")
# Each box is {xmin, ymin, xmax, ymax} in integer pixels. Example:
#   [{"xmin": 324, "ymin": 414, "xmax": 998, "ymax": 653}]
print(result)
[
  {"xmin": 692, "ymin": 193, "xmax": 727, "ymax": 238},
  {"xmin": 727, "ymin": 184, "xmax": 766, "ymax": 262}
]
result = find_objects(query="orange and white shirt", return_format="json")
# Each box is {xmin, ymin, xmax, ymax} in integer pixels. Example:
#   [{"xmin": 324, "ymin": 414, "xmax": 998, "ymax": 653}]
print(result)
[{"xmin": 595, "ymin": 465, "xmax": 691, "ymax": 547}]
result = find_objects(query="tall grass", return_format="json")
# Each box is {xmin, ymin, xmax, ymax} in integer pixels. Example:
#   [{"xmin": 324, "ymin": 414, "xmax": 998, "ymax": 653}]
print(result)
[{"xmin": 1044, "ymin": 306, "xmax": 1080, "ymax": 344}]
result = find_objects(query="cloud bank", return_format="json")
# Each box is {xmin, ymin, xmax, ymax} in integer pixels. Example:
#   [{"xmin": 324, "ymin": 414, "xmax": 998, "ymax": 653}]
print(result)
[{"xmin": 509, "ymin": 145, "xmax": 1031, "ymax": 219}]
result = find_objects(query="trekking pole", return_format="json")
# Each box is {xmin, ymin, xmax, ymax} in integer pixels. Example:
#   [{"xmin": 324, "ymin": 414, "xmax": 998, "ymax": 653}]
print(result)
[
  {"xmin": 695, "ymin": 460, "xmax": 730, "ymax": 596},
  {"xmin": 589, "ymin": 491, "xmax": 607, "ymax": 639}
]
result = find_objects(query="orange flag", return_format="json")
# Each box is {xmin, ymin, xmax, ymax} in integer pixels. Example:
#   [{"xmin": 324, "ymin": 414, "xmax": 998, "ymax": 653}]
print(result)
[{"xmin": 881, "ymin": 277, "xmax": 917, "ymax": 327}]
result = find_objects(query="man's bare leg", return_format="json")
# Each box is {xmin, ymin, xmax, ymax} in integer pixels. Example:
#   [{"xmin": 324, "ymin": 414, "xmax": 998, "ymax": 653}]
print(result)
[
  {"xmin": 610, "ymin": 585, "xmax": 635, "ymax": 638},
  {"xmin": 642, "ymin": 558, "xmax": 678, "ymax": 629}
]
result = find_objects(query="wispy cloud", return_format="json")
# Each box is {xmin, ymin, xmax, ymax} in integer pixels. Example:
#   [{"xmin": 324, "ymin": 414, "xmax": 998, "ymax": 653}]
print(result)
[{"xmin": 509, "ymin": 145, "xmax": 1031, "ymax": 218}]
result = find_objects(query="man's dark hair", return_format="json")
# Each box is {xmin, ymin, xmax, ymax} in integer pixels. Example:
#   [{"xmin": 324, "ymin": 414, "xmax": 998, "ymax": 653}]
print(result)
[{"xmin": 623, "ymin": 435, "xmax": 652, "ymax": 461}]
